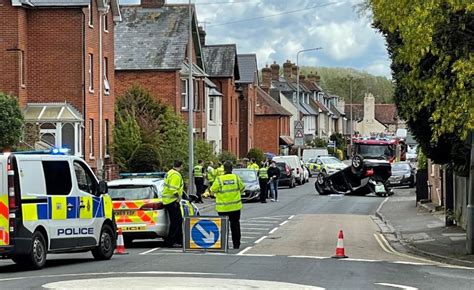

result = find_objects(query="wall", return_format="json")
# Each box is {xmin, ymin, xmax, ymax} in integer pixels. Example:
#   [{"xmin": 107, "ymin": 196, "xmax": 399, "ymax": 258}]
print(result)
[
  {"xmin": 255, "ymin": 115, "xmax": 279, "ymax": 154},
  {"xmin": 280, "ymin": 94, "xmax": 298, "ymax": 137},
  {"xmin": 239, "ymin": 83, "xmax": 256, "ymax": 157},
  {"xmin": 206, "ymin": 87, "xmax": 222, "ymax": 154},
  {"xmin": 428, "ymin": 160, "xmax": 444, "ymax": 206}
]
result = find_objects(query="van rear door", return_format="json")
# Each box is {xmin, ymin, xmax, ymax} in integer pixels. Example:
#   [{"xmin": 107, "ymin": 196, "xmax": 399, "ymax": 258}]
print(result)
[{"xmin": 0, "ymin": 157, "xmax": 9, "ymax": 246}]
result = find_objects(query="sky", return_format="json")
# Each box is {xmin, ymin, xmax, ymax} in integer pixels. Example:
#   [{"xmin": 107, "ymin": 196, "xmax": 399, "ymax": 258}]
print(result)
[{"xmin": 120, "ymin": 0, "xmax": 391, "ymax": 78}]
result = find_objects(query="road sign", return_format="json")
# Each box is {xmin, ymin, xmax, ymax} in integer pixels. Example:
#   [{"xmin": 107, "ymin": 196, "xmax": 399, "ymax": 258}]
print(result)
[
  {"xmin": 295, "ymin": 130, "xmax": 304, "ymax": 138},
  {"xmin": 184, "ymin": 216, "xmax": 228, "ymax": 252},
  {"xmin": 294, "ymin": 121, "xmax": 305, "ymax": 147},
  {"xmin": 294, "ymin": 121, "xmax": 304, "ymax": 130}
]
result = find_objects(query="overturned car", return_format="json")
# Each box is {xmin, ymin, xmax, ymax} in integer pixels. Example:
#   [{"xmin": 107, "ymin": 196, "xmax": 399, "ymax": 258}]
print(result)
[{"xmin": 314, "ymin": 155, "xmax": 393, "ymax": 197}]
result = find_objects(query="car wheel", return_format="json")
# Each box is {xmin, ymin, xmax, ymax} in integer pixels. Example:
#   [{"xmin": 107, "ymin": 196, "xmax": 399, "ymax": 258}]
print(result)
[
  {"xmin": 92, "ymin": 224, "xmax": 115, "ymax": 260},
  {"xmin": 14, "ymin": 231, "xmax": 47, "ymax": 270},
  {"xmin": 315, "ymin": 173, "xmax": 328, "ymax": 195},
  {"xmin": 352, "ymin": 155, "xmax": 364, "ymax": 171}
]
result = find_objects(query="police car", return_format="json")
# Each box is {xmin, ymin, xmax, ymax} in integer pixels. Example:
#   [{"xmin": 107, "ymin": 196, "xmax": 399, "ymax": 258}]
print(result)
[
  {"xmin": 0, "ymin": 149, "xmax": 116, "ymax": 270},
  {"xmin": 108, "ymin": 173, "xmax": 199, "ymax": 245},
  {"xmin": 308, "ymin": 156, "xmax": 347, "ymax": 175}
]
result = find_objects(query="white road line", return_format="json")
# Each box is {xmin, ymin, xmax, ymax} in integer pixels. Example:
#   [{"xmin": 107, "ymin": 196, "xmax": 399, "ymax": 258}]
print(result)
[
  {"xmin": 240, "ymin": 223, "xmax": 274, "ymax": 227},
  {"xmin": 391, "ymin": 261, "xmax": 430, "ymax": 266},
  {"xmin": 239, "ymin": 232, "xmax": 263, "ymax": 235},
  {"xmin": 374, "ymin": 282, "xmax": 418, "ymax": 290},
  {"xmin": 289, "ymin": 255, "xmax": 327, "ymax": 259},
  {"xmin": 240, "ymin": 254, "xmax": 276, "ymax": 257},
  {"xmin": 279, "ymin": 220, "xmax": 289, "ymax": 226},
  {"xmin": 376, "ymin": 197, "xmax": 390, "ymax": 214},
  {"xmin": 344, "ymin": 258, "xmax": 378, "ymax": 263},
  {"xmin": 269, "ymin": 227, "xmax": 279, "ymax": 234},
  {"xmin": 254, "ymin": 236, "xmax": 267, "ymax": 244},
  {"xmin": 139, "ymin": 247, "xmax": 161, "ymax": 255},
  {"xmin": 236, "ymin": 246, "xmax": 253, "ymax": 256},
  {"xmin": 288, "ymin": 215, "xmax": 295, "ymax": 220},
  {"xmin": 160, "ymin": 249, "xmax": 183, "ymax": 253},
  {"xmin": 241, "ymin": 227, "xmax": 272, "ymax": 230}
]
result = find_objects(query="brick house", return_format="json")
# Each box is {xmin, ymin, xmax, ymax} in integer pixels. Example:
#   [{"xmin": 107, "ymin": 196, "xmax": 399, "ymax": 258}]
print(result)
[
  {"xmin": 114, "ymin": 1, "xmax": 211, "ymax": 140},
  {"xmin": 236, "ymin": 54, "xmax": 258, "ymax": 157},
  {"xmin": 0, "ymin": 0, "xmax": 121, "ymax": 178},
  {"xmin": 254, "ymin": 87, "xmax": 292, "ymax": 155},
  {"xmin": 203, "ymin": 44, "xmax": 241, "ymax": 156}
]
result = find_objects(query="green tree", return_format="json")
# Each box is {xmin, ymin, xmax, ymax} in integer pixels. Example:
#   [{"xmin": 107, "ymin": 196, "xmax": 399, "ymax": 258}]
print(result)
[
  {"xmin": 194, "ymin": 139, "xmax": 217, "ymax": 165},
  {"xmin": 367, "ymin": 1, "xmax": 474, "ymax": 169},
  {"xmin": 113, "ymin": 111, "xmax": 142, "ymax": 171},
  {"xmin": 218, "ymin": 151, "xmax": 237, "ymax": 165},
  {"xmin": 128, "ymin": 143, "xmax": 160, "ymax": 173},
  {"xmin": 246, "ymin": 148, "xmax": 265, "ymax": 164},
  {"xmin": 0, "ymin": 93, "xmax": 24, "ymax": 150}
]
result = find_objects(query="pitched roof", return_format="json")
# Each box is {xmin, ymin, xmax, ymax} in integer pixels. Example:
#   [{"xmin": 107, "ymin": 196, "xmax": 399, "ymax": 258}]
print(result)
[
  {"xmin": 115, "ymin": 5, "xmax": 201, "ymax": 70},
  {"xmin": 344, "ymin": 103, "xmax": 399, "ymax": 125},
  {"xmin": 344, "ymin": 104, "xmax": 364, "ymax": 120},
  {"xmin": 255, "ymin": 87, "xmax": 292, "ymax": 116},
  {"xmin": 203, "ymin": 45, "xmax": 240, "ymax": 78},
  {"xmin": 236, "ymin": 54, "xmax": 258, "ymax": 84}
]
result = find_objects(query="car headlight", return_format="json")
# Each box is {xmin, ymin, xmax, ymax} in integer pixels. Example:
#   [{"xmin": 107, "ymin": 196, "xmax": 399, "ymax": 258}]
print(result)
[{"xmin": 404, "ymin": 173, "xmax": 411, "ymax": 178}]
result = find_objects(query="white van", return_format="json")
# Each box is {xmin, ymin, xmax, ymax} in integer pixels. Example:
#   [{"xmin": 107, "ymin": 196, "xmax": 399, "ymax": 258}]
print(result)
[
  {"xmin": 272, "ymin": 155, "xmax": 305, "ymax": 185},
  {"xmin": 0, "ymin": 150, "xmax": 115, "ymax": 269},
  {"xmin": 302, "ymin": 148, "xmax": 329, "ymax": 163}
]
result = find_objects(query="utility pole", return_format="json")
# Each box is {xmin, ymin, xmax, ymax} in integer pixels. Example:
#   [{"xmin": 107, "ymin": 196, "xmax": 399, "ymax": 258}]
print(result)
[
  {"xmin": 188, "ymin": 0, "xmax": 194, "ymax": 196},
  {"xmin": 467, "ymin": 132, "xmax": 474, "ymax": 253},
  {"xmin": 350, "ymin": 77, "xmax": 353, "ymax": 148}
]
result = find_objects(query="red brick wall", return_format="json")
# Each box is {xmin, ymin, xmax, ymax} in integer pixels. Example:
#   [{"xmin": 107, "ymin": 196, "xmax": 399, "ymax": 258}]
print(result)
[
  {"xmin": 238, "ymin": 83, "xmax": 256, "ymax": 157},
  {"xmin": 255, "ymin": 115, "xmax": 280, "ymax": 154}
]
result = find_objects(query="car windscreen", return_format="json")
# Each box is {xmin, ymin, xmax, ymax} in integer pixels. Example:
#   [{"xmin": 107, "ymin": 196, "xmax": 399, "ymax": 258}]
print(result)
[
  {"xmin": 356, "ymin": 144, "xmax": 394, "ymax": 159},
  {"xmin": 392, "ymin": 163, "xmax": 410, "ymax": 171},
  {"xmin": 233, "ymin": 170, "xmax": 257, "ymax": 183},
  {"xmin": 321, "ymin": 157, "xmax": 341, "ymax": 164},
  {"xmin": 108, "ymin": 185, "xmax": 156, "ymax": 200}
]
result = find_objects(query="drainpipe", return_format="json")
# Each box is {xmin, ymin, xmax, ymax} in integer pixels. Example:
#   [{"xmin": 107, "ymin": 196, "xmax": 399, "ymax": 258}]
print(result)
[
  {"xmin": 82, "ymin": 10, "xmax": 86, "ymax": 158},
  {"xmin": 98, "ymin": 4, "xmax": 109, "ymax": 179}
]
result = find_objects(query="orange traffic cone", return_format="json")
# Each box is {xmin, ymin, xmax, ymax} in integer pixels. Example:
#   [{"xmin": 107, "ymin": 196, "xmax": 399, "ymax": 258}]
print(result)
[
  {"xmin": 332, "ymin": 230, "xmax": 348, "ymax": 259},
  {"xmin": 115, "ymin": 228, "xmax": 128, "ymax": 255}
]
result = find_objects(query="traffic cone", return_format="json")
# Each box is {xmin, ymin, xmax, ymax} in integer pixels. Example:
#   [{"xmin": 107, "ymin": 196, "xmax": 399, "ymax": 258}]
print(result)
[
  {"xmin": 115, "ymin": 228, "xmax": 128, "ymax": 255},
  {"xmin": 332, "ymin": 230, "xmax": 348, "ymax": 259}
]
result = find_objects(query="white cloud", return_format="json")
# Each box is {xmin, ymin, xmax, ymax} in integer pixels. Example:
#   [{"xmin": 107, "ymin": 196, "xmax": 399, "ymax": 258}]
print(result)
[{"xmin": 363, "ymin": 60, "xmax": 392, "ymax": 78}]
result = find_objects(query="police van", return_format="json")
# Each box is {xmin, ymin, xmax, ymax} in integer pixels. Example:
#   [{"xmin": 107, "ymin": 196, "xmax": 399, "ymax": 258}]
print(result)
[{"xmin": 0, "ymin": 149, "xmax": 116, "ymax": 269}]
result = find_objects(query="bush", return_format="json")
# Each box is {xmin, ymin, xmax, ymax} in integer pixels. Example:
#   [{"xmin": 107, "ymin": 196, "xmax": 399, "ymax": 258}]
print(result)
[
  {"xmin": 218, "ymin": 151, "xmax": 237, "ymax": 165},
  {"xmin": 195, "ymin": 139, "xmax": 218, "ymax": 165},
  {"xmin": 0, "ymin": 93, "xmax": 24, "ymax": 150},
  {"xmin": 330, "ymin": 133, "xmax": 345, "ymax": 150},
  {"xmin": 113, "ymin": 111, "xmax": 142, "ymax": 171},
  {"xmin": 246, "ymin": 148, "xmax": 265, "ymax": 164},
  {"xmin": 313, "ymin": 137, "xmax": 328, "ymax": 148},
  {"xmin": 128, "ymin": 144, "xmax": 160, "ymax": 173}
]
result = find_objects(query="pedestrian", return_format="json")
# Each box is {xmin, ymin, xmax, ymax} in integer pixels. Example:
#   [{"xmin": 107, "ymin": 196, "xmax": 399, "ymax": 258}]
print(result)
[
  {"xmin": 194, "ymin": 159, "xmax": 205, "ymax": 203},
  {"xmin": 247, "ymin": 158, "xmax": 259, "ymax": 171},
  {"xmin": 258, "ymin": 161, "xmax": 269, "ymax": 203},
  {"xmin": 207, "ymin": 161, "xmax": 216, "ymax": 189},
  {"xmin": 210, "ymin": 161, "xmax": 245, "ymax": 249},
  {"xmin": 162, "ymin": 160, "xmax": 184, "ymax": 247},
  {"xmin": 267, "ymin": 161, "xmax": 280, "ymax": 202}
]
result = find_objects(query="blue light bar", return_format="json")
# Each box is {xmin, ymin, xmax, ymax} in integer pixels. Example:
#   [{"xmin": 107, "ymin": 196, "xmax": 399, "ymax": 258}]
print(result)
[{"xmin": 13, "ymin": 148, "xmax": 71, "ymax": 155}]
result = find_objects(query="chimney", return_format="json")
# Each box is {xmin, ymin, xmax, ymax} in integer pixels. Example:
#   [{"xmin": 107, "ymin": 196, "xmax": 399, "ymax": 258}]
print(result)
[
  {"xmin": 307, "ymin": 71, "xmax": 316, "ymax": 83},
  {"xmin": 283, "ymin": 60, "xmax": 292, "ymax": 79},
  {"xmin": 314, "ymin": 74, "xmax": 321, "ymax": 85},
  {"xmin": 141, "ymin": 0, "xmax": 165, "ymax": 8},
  {"xmin": 198, "ymin": 26, "xmax": 206, "ymax": 46},
  {"xmin": 364, "ymin": 93, "xmax": 375, "ymax": 121},
  {"xmin": 299, "ymin": 74, "xmax": 306, "ymax": 82},
  {"xmin": 291, "ymin": 63, "xmax": 298, "ymax": 80},
  {"xmin": 261, "ymin": 65, "xmax": 272, "ymax": 91},
  {"xmin": 270, "ymin": 61, "xmax": 280, "ymax": 81}
]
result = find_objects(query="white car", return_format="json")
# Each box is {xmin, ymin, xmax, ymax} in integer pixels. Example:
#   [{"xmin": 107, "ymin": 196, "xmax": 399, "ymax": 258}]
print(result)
[{"xmin": 313, "ymin": 156, "xmax": 348, "ymax": 175}]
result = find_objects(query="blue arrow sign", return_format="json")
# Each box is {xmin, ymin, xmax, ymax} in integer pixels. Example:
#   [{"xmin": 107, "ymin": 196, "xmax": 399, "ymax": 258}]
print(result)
[{"xmin": 191, "ymin": 219, "xmax": 220, "ymax": 248}]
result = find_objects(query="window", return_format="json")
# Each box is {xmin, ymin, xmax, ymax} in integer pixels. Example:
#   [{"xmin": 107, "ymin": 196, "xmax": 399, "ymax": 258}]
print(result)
[
  {"xmin": 103, "ymin": 57, "xmax": 110, "ymax": 95},
  {"xmin": 88, "ymin": 0, "xmax": 93, "ymax": 27},
  {"xmin": 293, "ymin": 92, "xmax": 297, "ymax": 103},
  {"xmin": 42, "ymin": 161, "xmax": 72, "ymax": 196},
  {"xmin": 181, "ymin": 79, "xmax": 188, "ymax": 109},
  {"xmin": 209, "ymin": 97, "xmax": 215, "ymax": 122},
  {"xmin": 89, "ymin": 119, "xmax": 94, "ymax": 158},
  {"xmin": 61, "ymin": 123, "xmax": 75, "ymax": 153},
  {"xmin": 74, "ymin": 161, "xmax": 98, "ymax": 195},
  {"xmin": 88, "ymin": 53, "xmax": 94, "ymax": 92},
  {"xmin": 194, "ymin": 80, "xmax": 199, "ymax": 110},
  {"xmin": 105, "ymin": 119, "xmax": 110, "ymax": 157},
  {"xmin": 20, "ymin": 50, "xmax": 25, "ymax": 87},
  {"xmin": 103, "ymin": 13, "xmax": 108, "ymax": 32},
  {"xmin": 234, "ymin": 99, "xmax": 238, "ymax": 122}
]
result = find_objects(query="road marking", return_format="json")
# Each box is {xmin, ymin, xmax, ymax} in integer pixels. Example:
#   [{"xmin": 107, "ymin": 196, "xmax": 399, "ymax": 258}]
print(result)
[
  {"xmin": 254, "ymin": 236, "xmax": 267, "ymax": 244},
  {"xmin": 160, "ymin": 249, "xmax": 183, "ymax": 253},
  {"xmin": 139, "ymin": 247, "xmax": 160, "ymax": 255},
  {"xmin": 374, "ymin": 282, "xmax": 418, "ymax": 290},
  {"xmin": 279, "ymin": 220, "xmax": 289, "ymax": 226},
  {"xmin": 392, "ymin": 261, "xmax": 430, "ymax": 266},
  {"xmin": 241, "ymin": 227, "xmax": 272, "ymax": 230},
  {"xmin": 373, "ymin": 233, "xmax": 395, "ymax": 254},
  {"xmin": 240, "ymin": 232, "xmax": 263, "ymax": 235},
  {"xmin": 240, "ymin": 223, "xmax": 274, "ymax": 227},
  {"xmin": 288, "ymin": 215, "xmax": 295, "ymax": 220},
  {"xmin": 344, "ymin": 258, "xmax": 378, "ymax": 262},
  {"xmin": 240, "ymin": 253, "xmax": 276, "ymax": 257},
  {"xmin": 269, "ymin": 227, "xmax": 279, "ymax": 234},
  {"xmin": 376, "ymin": 196, "xmax": 390, "ymax": 214},
  {"xmin": 236, "ymin": 246, "xmax": 252, "ymax": 255},
  {"xmin": 289, "ymin": 255, "xmax": 326, "ymax": 259}
]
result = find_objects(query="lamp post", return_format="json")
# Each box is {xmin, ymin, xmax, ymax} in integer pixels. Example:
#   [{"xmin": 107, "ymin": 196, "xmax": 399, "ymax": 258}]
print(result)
[
  {"xmin": 350, "ymin": 77, "xmax": 353, "ymax": 147},
  {"xmin": 296, "ymin": 47, "xmax": 322, "ymax": 158},
  {"xmin": 188, "ymin": 0, "xmax": 194, "ymax": 196}
]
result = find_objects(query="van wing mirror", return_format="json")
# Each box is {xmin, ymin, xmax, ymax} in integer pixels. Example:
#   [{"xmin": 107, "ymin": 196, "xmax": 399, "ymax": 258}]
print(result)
[{"xmin": 98, "ymin": 180, "xmax": 108, "ymax": 195}]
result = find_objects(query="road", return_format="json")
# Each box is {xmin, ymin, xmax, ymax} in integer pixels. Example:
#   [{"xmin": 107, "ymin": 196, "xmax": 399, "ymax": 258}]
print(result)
[{"xmin": 1, "ymin": 180, "xmax": 474, "ymax": 289}]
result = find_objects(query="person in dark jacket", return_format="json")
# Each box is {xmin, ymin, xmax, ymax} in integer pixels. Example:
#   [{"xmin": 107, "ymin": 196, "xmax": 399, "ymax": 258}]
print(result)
[{"xmin": 267, "ymin": 161, "xmax": 280, "ymax": 202}]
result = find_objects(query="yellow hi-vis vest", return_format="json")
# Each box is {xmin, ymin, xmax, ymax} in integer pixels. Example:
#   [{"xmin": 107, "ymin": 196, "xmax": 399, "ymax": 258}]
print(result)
[
  {"xmin": 247, "ymin": 163, "xmax": 259, "ymax": 171},
  {"xmin": 194, "ymin": 165, "xmax": 203, "ymax": 178},
  {"xmin": 207, "ymin": 166, "xmax": 216, "ymax": 183},
  {"xmin": 162, "ymin": 169, "xmax": 183, "ymax": 205},
  {"xmin": 258, "ymin": 167, "xmax": 268, "ymax": 179},
  {"xmin": 217, "ymin": 166, "xmax": 225, "ymax": 176},
  {"xmin": 211, "ymin": 174, "xmax": 244, "ymax": 212}
]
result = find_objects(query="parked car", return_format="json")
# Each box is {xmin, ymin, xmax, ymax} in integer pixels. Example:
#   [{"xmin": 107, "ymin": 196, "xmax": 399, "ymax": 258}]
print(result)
[
  {"xmin": 312, "ymin": 156, "xmax": 348, "ymax": 175},
  {"xmin": 388, "ymin": 162, "xmax": 416, "ymax": 188},
  {"xmin": 233, "ymin": 168, "xmax": 260, "ymax": 201},
  {"xmin": 273, "ymin": 155, "xmax": 304, "ymax": 185},
  {"xmin": 276, "ymin": 161, "xmax": 296, "ymax": 188}
]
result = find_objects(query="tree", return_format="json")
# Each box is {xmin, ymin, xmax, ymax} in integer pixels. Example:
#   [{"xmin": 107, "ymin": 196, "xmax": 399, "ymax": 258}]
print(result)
[
  {"xmin": 195, "ymin": 139, "xmax": 217, "ymax": 165},
  {"xmin": 129, "ymin": 143, "xmax": 160, "ymax": 173},
  {"xmin": 0, "ymin": 93, "xmax": 24, "ymax": 150},
  {"xmin": 218, "ymin": 151, "xmax": 237, "ymax": 165},
  {"xmin": 246, "ymin": 148, "xmax": 265, "ymax": 164},
  {"xmin": 113, "ymin": 111, "xmax": 142, "ymax": 171},
  {"xmin": 367, "ymin": 1, "xmax": 474, "ymax": 170}
]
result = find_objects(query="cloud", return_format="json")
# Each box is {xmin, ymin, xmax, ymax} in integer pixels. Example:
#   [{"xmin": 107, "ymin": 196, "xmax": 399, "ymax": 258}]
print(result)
[{"xmin": 363, "ymin": 59, "xmax": 392, "ymax": 78}]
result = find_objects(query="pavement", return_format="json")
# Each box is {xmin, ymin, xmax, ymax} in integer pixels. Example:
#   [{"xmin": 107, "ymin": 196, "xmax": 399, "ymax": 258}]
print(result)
[{"xmin": 377, "ymin": 186, "xmax": 474, "ymax": 267}]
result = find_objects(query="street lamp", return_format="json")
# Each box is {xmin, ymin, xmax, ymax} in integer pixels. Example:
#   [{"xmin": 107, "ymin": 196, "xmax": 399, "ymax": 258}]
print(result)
[
  {"xmin": 188, "ymin": 0, "xmax": 194, "ymax": 196},
  {"xmin": 296, "ymin": 47, "xmax": 322, "ymax": 158}
]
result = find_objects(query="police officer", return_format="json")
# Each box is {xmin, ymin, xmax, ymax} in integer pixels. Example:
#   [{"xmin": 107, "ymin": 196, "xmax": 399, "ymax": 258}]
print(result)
[
  {"xmin": 217, "ymin": 162, "xmax": 225, "ymax": 176},
  {"xmin": 247, "ymin": 158, "xmax": 259, "ymax": 171},
  {"xmin": 194, "ymin": 159, "xmax": 205, "ymax": 203},
  {"xmin": 162, "ymin": 160, "xmax": 184, "ymax": 247},
  {"xmin": 210, "ymin": 161, "xmax": 245, "ymax": 249},
  {"xmin": 207, "ymin": 161, "xmax": 216, "ymax": 187},
  {"xmin": 258, "ymin": 161, "xmax": 269, "ymax": 203}
]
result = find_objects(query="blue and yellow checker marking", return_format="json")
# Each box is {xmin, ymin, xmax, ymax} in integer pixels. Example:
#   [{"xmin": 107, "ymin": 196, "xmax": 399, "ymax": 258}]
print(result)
[{"xmin": 21, "ymin": 196, "xmax": 109, "ymax": 221}]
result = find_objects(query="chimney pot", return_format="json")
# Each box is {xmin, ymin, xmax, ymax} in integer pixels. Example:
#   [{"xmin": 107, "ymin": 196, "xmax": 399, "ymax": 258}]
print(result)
[
  {"xmin": 270, "ymin": 62, "xmax": 280, "ymax": 81},
  {"xmin": 291, "ymin": 63, "xmax": 298, "ymax": 80},
  {"xmin": 261, "ymin": 66, "xmax": 272, "ymax": 91},
  {"xmin": 283, "ymin": 61, "xmax": 292, "ymax": 79},
  {"xmin": 141, "ymin": 0, "xmax": 165, "ymax": 8},
  {"xmin": 198, "ymin": 26, "xmax": 206, "ymax": 46}
]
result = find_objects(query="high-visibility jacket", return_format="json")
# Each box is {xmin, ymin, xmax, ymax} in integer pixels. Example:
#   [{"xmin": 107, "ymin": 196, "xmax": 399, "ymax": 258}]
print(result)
[
  {"xmin": 217, "ymin": 166, "xmax": 225, "ymax": 176},
  {"xmin": 247, "ymin": 163, "xmax": 259, "ymax": 171},
  {"xmin": 210, "ymin": 174, "xmax": 244, "ymax": 213},
  {"xmin": 258, "ymin": 167, "xmax": 268, "ymax": 179},
  {"xmin": 207, "ymin": 166, "xmax": 216, "ymax": 183},
  {"xmin": 194, "ymin": 165, "xmax": 203, "ymax": 178},
  {"xmin": 162, "ymin": 169, "xmax": 183, "ymax": 205}
]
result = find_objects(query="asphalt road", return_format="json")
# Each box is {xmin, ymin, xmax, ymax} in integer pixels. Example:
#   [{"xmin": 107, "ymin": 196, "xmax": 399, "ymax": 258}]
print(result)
[{"xmin": 1, "ymin": 180, "xmax": 474, "ymax": 289}]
